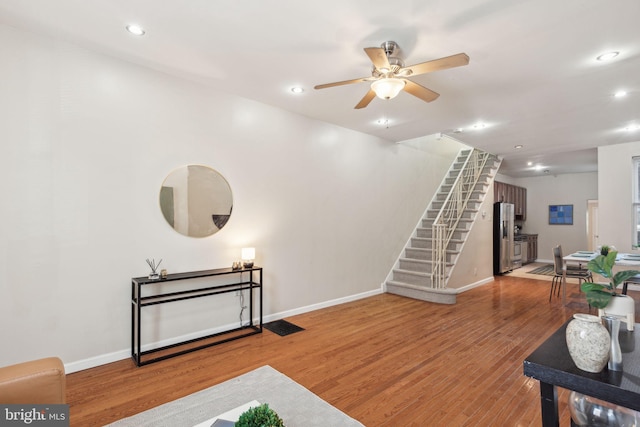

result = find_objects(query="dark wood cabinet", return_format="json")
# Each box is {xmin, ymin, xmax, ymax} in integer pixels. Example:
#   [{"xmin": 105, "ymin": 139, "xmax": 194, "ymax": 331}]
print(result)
[
  {"xmin": 517, "ymin": 234, "xmax": 538, "ymax": 264},
  {"xmin": 527, "ymin": 234, "xmax": 537, "ymax": 263},
  {"xmin": 494, "ymin": 181, "xmax": 527, "ymax": 220}
]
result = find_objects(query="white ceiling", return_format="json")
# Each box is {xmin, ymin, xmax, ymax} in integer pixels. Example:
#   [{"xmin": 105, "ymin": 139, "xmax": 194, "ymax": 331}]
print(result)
[{"xmin": 1, "ymin": 0, "xmax": 639, "ymax": 177}]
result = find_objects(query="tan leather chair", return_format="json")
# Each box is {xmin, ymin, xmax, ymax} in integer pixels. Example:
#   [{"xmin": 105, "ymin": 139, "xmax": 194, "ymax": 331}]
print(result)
[{"xmin": 0, "ymin": 357, "xmax": 66, "ymax": 403}]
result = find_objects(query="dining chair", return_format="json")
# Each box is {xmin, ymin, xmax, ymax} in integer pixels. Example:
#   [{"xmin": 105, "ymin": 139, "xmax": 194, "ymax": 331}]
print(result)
[
  {"xmin": 622, "ymin": 274, "xmax": 640, "ymax": 295},
  {"xmin": 550, "ymin": 245, "xmax": 593, "ymax": 301}
]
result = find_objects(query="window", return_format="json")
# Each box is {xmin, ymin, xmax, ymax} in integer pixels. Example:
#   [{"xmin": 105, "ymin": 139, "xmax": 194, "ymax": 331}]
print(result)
[{"xmin": 633, "ymin": 157, "xmax": 640, "ymax": 247}]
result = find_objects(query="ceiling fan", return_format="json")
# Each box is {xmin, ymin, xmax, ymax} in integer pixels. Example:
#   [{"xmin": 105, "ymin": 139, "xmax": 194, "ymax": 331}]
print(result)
[{"xmin": 314, "ymin": 41, "xmax": 469, "ymax": 109}]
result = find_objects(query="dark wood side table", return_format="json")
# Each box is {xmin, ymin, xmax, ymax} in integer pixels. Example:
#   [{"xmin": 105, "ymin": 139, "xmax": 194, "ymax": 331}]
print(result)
[{"xmin": 523, "ymin": 319, "xmax": 640, "ymax": 426}]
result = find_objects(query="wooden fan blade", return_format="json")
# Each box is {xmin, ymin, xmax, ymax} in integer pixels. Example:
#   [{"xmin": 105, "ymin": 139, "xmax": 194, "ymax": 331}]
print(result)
[
  {"xmin": 314, "ymin": 77, "xmax": 369, "ymax": 90},
  {"xmin": 403, "ymin": 80, "xmax": 440, "ymax": 103},
  {"xmin": 355, "ymin": 89, "xmax": 376, "ymax": 109},
  {"xmin": 403, "ymin": 53, "xmax": 469, "ymax": 76},
  {"xmin": 364, "ymin": 47, "xmax": 391, "ymax": 71}
]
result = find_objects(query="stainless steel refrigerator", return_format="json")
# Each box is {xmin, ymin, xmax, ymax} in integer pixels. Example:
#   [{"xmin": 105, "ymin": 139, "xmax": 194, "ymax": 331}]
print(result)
[{"xmin": 493, "ymin": 202, "xmax": 514, "ymax": 274}]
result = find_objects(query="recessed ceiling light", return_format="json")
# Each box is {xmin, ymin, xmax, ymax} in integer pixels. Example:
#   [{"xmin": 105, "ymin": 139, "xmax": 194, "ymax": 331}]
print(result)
[
  {"xmin": 376, "ymin": 118, "xmax": 389, "ymax": 126},
  {"xmin": 126, "ymin": 24, "xmax": 145, "ymax": 36},
  {"xmin": 596, "ymin": 51, "xmax": 619, "ymax": 61},
  {"xmin": 290, "ymin": 87, "xmax": 304, "ymax": 94},
  {"xmin": 614, "ymin": 90, "xmax": 628, "ymax": 98},
  {"xmin": 527, "ymin": 162, "xmax": 533, "ymax": 166},
  {"xmin": 472, "ymin": 122, "xmax": 486, "ymax": 129},
  {"xmin": 514, "ymin": 144, "xmax": 523, "ymax": 149},
  {"xmin": 625, "ymin": 124, "xmax": 640, "ymax": 131},
  {"xmin": 534, "ymin": 165, "xmax": 542, "ymax": 171}
]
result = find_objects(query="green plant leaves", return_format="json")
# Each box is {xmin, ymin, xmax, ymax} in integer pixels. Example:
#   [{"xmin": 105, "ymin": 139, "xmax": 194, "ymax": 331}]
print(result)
[
  {"xmin": 586, "ymin": 252, "xmax": 616, "ymax": 279},
  {"xmin": 235, "ymin": 404, "xmax": 285, "ymax": 427},
  {"xmin": 581, "ymin": 250, "xmax": 640, "ymax": 308},
  {"xmin": 580, "ymin": 282, "xmax": 607, "ymax": 293},
  {"xmin": 582, "ymin": 288, "xmax": 613, "ymax": 309},
  {"xmin": 612, "ymin": 269, "xmax": 640, "ymax": 287}
]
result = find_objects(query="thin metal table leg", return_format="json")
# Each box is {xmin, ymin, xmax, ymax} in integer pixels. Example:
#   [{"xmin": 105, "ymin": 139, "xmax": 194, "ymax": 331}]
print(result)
[
  {"xmin": 249, "ymin": 270, "xmax": 254, "ymax": 327},
  {"xmin": 259, "ymin": 269, "xmax": 263, "ymax": 329},
  {"xmin": 136, "ymin": 282, "xmax": 142, "ymax": 366}
]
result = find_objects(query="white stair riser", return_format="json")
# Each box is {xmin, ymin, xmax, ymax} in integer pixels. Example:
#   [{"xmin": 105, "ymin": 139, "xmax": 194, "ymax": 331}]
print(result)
[
  {"xmin": 410, "ymin": 238, "xmax": 463, "ymax": 250},
  {"xmin": 399, "ymin": 259, "xmax": 453, "ymax": 273},
  {"xmin": 415, "ymin": 229, "xmax": 465, "ymax": 240}
]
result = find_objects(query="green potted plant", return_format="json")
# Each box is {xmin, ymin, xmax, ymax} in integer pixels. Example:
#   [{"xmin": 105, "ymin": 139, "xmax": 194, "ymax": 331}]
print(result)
[
  {"xmin": 580, "ymin": 251, "xmax": 640, "ymax": 308},
  {"xmin": 235, "ymin": 403, "xmax": 285, "ymax": 427}
]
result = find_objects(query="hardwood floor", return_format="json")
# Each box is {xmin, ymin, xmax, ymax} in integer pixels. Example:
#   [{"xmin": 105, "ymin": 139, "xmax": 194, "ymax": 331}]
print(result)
[{"xmin": 66, "ymin": 275, "xmax": 639, "ymax": 426}]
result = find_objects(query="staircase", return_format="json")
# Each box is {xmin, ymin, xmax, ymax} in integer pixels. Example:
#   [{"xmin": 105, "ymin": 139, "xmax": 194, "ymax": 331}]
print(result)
[{"xmin": 386, "ymin": 149, "xmax": 501, "ymax": 304}]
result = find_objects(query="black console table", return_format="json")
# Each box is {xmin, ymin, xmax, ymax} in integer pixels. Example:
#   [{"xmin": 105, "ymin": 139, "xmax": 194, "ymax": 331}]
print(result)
[
  {"xmin": 523, "ymin": 319, "xmax": 640, "ymax": 426},
  {"xmin": 131, "ymin": 267, "xmax": 262, "ymax": 366}
]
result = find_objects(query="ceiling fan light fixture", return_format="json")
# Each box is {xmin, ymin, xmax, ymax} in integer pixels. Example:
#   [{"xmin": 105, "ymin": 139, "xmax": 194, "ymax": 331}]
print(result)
[{"xmin": 371, "ymin": 78, "xmax": 406, "ymax": 100}]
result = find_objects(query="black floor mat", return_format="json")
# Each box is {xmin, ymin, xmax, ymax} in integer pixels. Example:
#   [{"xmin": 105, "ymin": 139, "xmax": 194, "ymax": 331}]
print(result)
[{"xmin": 263, "ymin": 319, "xmax": 305, "ymax": 336}]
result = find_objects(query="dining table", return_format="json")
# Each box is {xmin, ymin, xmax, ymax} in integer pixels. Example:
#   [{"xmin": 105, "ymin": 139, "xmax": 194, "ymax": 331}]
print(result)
[{"xmin": 561, "ymin": 251, "xmax": 640, "ymax": 305}]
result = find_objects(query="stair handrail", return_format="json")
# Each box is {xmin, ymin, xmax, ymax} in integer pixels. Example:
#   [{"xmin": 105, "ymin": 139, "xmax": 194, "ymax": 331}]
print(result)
[{"xmin": 431, "ymin": 149, "xmax": 491, "ymax": 288}]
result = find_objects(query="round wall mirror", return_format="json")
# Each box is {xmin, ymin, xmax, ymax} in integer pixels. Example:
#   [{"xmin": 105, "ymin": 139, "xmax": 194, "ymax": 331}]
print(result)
[{"xmin": 159, "ymin": 165, "xmax": 233, "ymax": 238}]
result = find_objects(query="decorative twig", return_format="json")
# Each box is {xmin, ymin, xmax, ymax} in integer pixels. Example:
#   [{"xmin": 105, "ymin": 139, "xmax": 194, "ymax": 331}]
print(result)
[{"xmin": 146, "ymin": 258, "xmax": 162, "ymax": 273}]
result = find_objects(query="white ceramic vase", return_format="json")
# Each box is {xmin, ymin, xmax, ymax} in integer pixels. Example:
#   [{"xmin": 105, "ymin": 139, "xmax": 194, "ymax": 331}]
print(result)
[
  {"xmin": 598, "ymin": 294, "xmax": 635, "ymax": 331},
  {"xmin": 565, "ymin": 313, "xmax": 610, "ymax": 373}
]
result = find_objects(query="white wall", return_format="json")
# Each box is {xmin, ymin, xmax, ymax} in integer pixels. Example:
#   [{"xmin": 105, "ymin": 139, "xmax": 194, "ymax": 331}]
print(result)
[
  {"xmin": 0, "ymin": 24, "xmax": 464, "ymax": 371},
  {"xmin": 513, "ymin": 172, "xmax": 598, "ymax": 262},
  {"xmin": 494, "ymin": 172, "xmax": 517, "ymax": 185},
  {"xmin": 597, "ymin": 142, "xmax": 640, "ymax": 251}
]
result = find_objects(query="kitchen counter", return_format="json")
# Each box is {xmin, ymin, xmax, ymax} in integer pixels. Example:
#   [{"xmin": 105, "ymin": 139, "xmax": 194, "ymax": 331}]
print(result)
[
  {"xmin": 514, "ymin": 233, "xmax": 533, "ymax": 241},
  {"xmin": 515, "ymin": 234, "xmax": 538, "ymax": 263}
]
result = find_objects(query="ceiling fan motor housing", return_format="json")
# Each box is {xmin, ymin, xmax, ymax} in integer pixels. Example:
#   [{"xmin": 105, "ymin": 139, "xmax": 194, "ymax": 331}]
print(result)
[{"xmin": 381, "ymin": 41, "xmax": 398, "ymax": 56}]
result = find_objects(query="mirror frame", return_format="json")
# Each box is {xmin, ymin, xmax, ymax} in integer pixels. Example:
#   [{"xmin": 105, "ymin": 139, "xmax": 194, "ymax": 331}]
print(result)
[{"xmin": 159, "ymin": 164, "xmax": 233, "ymax": 238}]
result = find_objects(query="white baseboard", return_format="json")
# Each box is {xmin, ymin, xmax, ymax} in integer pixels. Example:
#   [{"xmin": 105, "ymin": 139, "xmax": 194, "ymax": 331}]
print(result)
[
  {"xmin": 65, "ymin": 349, "xmax": 131, "ymax": 374},
  {"xmin": 262, "ymin": 288, "xmax": 382, "ymax": 321},
  {"xmin": 64, "ymin": 288, "xmax": 383, "ymax": 374},
  {"xmin": 453, "ymin": 276, "xmax": 495, "ymax": 293}
]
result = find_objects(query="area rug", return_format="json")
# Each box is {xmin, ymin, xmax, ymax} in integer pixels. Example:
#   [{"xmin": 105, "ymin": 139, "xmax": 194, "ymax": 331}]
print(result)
[
  {"xmin": 104, "ymin": 366, "xmax": 364, "ymax": 427},
  {"xmin": 263, "ymin": 319, "xmax": 305, "ymax": 336},
  {"xmin": 527, "ymin": 264, "xmax": 555, "ymax": 276}
]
